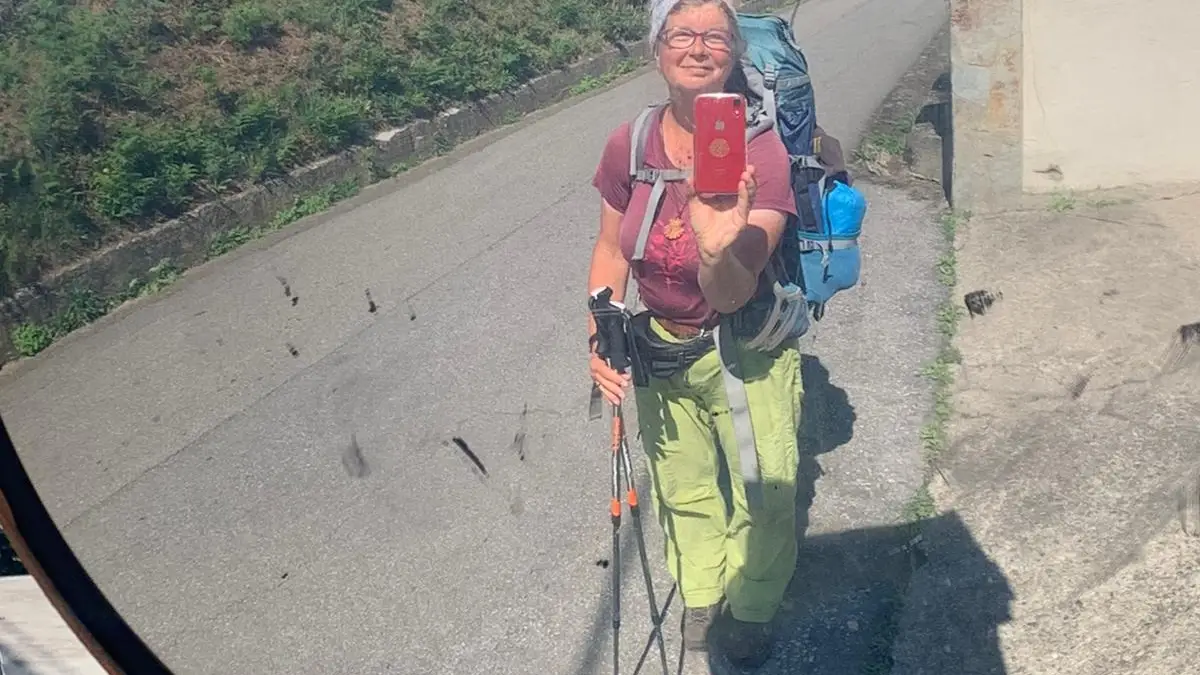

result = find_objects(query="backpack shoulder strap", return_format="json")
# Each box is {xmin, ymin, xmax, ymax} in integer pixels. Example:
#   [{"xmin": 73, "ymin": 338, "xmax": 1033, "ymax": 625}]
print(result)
[
  {"xmin": 626, "ymin": 103, "xmax": 689, "ymax": 262},
  {"xmin": 629, "ymin": 104, "xmax": 661, "ymax": 182}
]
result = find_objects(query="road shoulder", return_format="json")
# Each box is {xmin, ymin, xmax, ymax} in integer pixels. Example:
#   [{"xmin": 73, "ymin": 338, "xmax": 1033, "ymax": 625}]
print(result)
[{"xmin": 891, "ymin": 159, "xmax": 1200, "ymax": 673}]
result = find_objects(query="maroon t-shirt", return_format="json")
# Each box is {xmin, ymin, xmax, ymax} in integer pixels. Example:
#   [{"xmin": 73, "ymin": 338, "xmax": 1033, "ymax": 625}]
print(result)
[{"xmin": 592, "ymin": 107, "xmax": 797, "ymax": 328}]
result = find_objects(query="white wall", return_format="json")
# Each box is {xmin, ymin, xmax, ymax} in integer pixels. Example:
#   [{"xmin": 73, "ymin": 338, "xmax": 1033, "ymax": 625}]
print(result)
[{"xmin": 1023, "ymin": 0, "xmax": 1200, "ymax": 192}]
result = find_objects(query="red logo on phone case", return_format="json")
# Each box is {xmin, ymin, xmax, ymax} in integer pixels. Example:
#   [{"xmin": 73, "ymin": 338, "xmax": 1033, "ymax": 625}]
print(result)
[{"xmin": 709, "ymin": 138, "xmax": 730, "ymax": 159}]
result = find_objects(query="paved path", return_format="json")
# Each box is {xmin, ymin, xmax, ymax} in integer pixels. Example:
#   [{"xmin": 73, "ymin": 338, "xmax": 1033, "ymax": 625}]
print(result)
[{"xmin": 0, "ymin": 0, "xmax": 948, "ymax": 673}]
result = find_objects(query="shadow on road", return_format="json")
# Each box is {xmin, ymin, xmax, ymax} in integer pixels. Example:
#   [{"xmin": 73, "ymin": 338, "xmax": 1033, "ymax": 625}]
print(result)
[
  {"xmin": 706, "ymin": 509, "xmax": 1013, "ymax": 675},
  {"xmin": 697, "ymin": 354, "xmax": 1012, "ymax": 674},
  {"xmin": 794, "ymin": 353, "xmax": 856, "ymax": 541},
  {"xmin": 0, "ymin": 640, "xmax": 34, "ymax": 673}
]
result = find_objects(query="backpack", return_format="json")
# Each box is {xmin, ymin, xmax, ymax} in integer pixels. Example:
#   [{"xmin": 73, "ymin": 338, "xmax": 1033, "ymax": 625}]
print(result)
[{"xmin": 626, "ymin": 11, "xmax": 868, "ymax": 351}]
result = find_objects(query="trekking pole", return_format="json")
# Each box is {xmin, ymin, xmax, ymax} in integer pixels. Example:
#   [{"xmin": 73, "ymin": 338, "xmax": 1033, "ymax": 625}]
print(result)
[
  {"xmin": 615, "ymin": 404, "xmax": 670, "ymax": 675},
  {"xmin": 609, "ymin": 400, "xmax": 623, "ymax": 675},
  {"xmin": 588, "ymin": 287, "xmax": 670, "ymax": 675}
]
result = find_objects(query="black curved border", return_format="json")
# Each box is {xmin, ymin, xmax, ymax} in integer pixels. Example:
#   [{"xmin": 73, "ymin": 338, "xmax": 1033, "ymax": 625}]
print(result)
[{"xmin": 0, "ymin": 413, "xmax": 174, "ymax": 674}]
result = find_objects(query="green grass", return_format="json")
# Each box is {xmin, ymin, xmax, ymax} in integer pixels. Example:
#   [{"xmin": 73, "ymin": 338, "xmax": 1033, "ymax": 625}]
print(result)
[
  {"xmin": 900, "ymin": 209, "xmax": 970, "ymax": 524},
  {"xmin": 0, "ymin": 1, "xmax": 786, "ymax": 357},
  {"xmin": 272, "ymin": 177, "xmax": 360, "ymax": 227},
  {"xmin": 0, "ymin": 0, "xmax": 650, "ymax": 359},
  {"xmin": 10, "ymin": 286, "xmax": 112, "ymax": 357},
  {"xmin": 1048, "ymin": 190, "xmax": 1077, "ymax": 213},
  {"xmin": 853, "ymin": 112, "xmax": 919, "ymax": 165},
  {"xmin": 935, "ymin": 251, "xmax": 956, "ymax": 288},
  {"xmin": 207, "ymin": 177, "xmax": 359, "ymax": 258},
  {"xmin": 0, "ymin": 0, "xmax": 646, "ymax": 298},
  {"xmin": 1086, "ymin": 196, "xmax": 1134, "ymax": 209}
]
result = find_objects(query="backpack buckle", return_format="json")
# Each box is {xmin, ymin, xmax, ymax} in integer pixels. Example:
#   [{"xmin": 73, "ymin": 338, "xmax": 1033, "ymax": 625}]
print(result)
[{"xmin": 763, "ymin": 64, "xmax": 778, "ymax": 90}]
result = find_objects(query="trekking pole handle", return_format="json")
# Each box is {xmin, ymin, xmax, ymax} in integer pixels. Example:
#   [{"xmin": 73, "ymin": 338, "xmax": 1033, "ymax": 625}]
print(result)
[{"xmin": 588, "ymin": 287, "xmax": 631, "ymax": 375}]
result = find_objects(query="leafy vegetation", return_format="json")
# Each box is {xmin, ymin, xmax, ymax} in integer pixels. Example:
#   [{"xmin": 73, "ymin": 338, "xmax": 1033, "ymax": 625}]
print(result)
[
  {"xmin": 0, "ymin": 0, "xmax": 645, "ymax": 297},
  {"xmin": 207, "ymin": 177, "xmax": 360, "ymax": 257}
]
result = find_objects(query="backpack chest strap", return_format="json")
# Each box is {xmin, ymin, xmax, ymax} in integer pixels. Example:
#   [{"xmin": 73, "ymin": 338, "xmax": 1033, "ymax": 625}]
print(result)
[{"xmin": 631, "ymin": 168, "xmax": 689, "ymax": 262}]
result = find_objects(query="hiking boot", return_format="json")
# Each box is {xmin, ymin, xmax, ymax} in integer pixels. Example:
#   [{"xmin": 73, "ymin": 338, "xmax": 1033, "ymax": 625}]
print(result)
[
  {"xmin": 681, "ymin": 604, "xmax": 720, "ymax": 651},
  {"xmin": 718, "ymin": 615, "xmax": 775, "ymax": 669}
]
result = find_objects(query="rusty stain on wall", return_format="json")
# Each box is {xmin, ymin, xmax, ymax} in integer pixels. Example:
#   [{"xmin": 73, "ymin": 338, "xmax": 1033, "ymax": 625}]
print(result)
[
  {"xmin": 986, "ymin": 79, "xmax": 1021, "ymax": 130},
  {"xmin": 1001, "ymin": 47, "xmax": 1017, "ymax": 72},
  {"xmin": 987, "ymin": 81, "xmax": 1008, "ymax": 125},
  {"xmin": 951, "ymin": 1, "xmax": 975, "ymax": 31}
]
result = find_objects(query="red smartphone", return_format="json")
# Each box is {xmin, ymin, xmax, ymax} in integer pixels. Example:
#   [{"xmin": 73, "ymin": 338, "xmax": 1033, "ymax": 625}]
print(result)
[{"xmin": 693, "ymin": 93, "xmax": 747, "ymax": 195}]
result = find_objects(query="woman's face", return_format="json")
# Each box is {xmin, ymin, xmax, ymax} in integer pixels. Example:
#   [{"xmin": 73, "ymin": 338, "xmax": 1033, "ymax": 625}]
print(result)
[{"xmin": 656, "ymin": 2, "xmax": 738, "ymax": 96}]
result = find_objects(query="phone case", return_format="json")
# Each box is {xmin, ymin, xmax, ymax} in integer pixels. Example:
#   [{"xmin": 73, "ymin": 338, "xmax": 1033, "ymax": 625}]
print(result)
[{"xmin": 693, "ymin": 93, "xmax": 747, "ymax": 195}]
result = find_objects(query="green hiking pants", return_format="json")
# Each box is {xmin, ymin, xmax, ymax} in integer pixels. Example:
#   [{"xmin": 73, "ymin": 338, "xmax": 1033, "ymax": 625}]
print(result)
[{"xmin": 632, "ymin": 317, "xmax": 802, "ymax": 624}]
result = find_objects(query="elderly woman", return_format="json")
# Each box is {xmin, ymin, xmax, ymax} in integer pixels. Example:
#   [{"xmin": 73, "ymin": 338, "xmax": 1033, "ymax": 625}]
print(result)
[{"xmin": 586, "ymin": 0, "xmax": 801, "ymax": 667}]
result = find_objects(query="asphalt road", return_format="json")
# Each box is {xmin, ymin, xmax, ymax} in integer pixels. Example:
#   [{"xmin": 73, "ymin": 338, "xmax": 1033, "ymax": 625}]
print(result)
[{"xmin": 0, "ymin": 0, "xmax": 949, "ymax": 673}]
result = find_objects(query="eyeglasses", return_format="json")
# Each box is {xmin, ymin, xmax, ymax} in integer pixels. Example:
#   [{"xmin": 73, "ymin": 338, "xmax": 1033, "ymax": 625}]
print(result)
[{"xmin": 659, "ymin": 28, "xmax": 735, "ymax": 53}]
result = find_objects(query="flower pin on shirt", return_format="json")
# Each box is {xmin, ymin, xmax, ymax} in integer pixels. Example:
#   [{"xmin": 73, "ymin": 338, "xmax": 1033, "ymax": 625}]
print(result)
[{"xmin": 664, "ymin": 217, "xmax": 686, "ymax": 240}]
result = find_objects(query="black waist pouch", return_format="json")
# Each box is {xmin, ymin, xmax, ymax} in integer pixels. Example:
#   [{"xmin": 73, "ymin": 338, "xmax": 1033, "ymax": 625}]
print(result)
[{"xmin": 627, "ymin": 312, "xmax": 716, "ymax": 388}]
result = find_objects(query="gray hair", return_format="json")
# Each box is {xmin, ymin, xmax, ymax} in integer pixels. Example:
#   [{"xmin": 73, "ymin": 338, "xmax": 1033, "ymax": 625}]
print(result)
[{"xmin": 648, "ymin": 0, "xmax": 743, "ymax": 57}]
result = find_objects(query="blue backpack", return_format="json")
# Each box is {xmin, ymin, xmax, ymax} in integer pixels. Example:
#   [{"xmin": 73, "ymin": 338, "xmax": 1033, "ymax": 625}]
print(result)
[
  {"xmin": 626, "ymin": 11, "xmax": 868, "ymax": 349},
  {"xmin": 737, "ymin": 12, "xmax": 868, "ymax": 327}
]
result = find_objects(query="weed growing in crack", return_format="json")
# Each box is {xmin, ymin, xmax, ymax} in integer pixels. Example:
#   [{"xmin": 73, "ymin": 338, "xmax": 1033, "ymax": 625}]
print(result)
[
  {"xmin": 127, "ymin": 259, "xmax": 183, "ymax": 298},
  {"xmin": 939, "ymin": 209, "xmax": 968, "ymax": 241},
  {"xmin": 207, "ymin": 178, "xmax": 360, "ymax": 259},
  {"xmin": 271, "ymin": 178, "xmax": 360, "ymax": 229},
  {"xmin": 902, "ymin": 483, "xmax": 937, "ymax": 522},
  {"xmin": 854, "ymin": 111, "xmax": 919, "ymax": 168},
  {"xmin": 1087, "ymin": 196, "xmax": 1134, "ymax": 209},
  {"xmin": 902, "ymin": 210, "xmax": 972, "ymax": 525},
  {"xmin": 10, "ymin": 287, "xmax": 108, "ymax": 357},
  {"xmin": 936, "ymin": 301, "xmax": 964, "ymax": 340},
  {"xmin": 1049, "ymin": 190, "xmax": 1077, "ymax": 213},
  {"xmin": 10, "ymin": 258, "xmax": 186, "ymax": 358},
  {"xmin": 935, "ymin": 251, "xmax": 957, "ymax": 287}
]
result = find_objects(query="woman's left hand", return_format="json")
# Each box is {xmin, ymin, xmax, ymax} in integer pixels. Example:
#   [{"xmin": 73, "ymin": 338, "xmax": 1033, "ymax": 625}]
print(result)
[{"xmin": 687, "ymin": 165, "xmax": 758, "ymax": 262}]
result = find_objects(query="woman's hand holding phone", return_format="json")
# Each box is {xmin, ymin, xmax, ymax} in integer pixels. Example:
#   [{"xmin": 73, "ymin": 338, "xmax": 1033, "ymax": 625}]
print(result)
[{"xmin": 687, "ymin": 166, "xmax": 757, "ymax": 262}]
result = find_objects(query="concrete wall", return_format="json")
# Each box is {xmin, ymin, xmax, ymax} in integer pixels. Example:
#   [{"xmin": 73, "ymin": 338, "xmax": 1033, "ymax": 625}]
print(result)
[
  {"xmin": 1023, "ymin": 0, "xmax": 1200, "ymax": 193},
  {"xmin": 949, "ymin": 0, "xmax": 1024, "ymax": 213},
  {"xmin": 952, "ymin": 0, "xmax": 1200, "ymax": 211}
]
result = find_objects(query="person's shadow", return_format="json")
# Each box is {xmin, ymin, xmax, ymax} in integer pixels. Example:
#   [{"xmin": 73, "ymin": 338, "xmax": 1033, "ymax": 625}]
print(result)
[
  {"xmin": 701, "ymin": 354, "xmax": 1013, "ymax": 675},
  {"xmin": 793, "ymin": 353, "xmax": 856, "ymax": 540}
]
